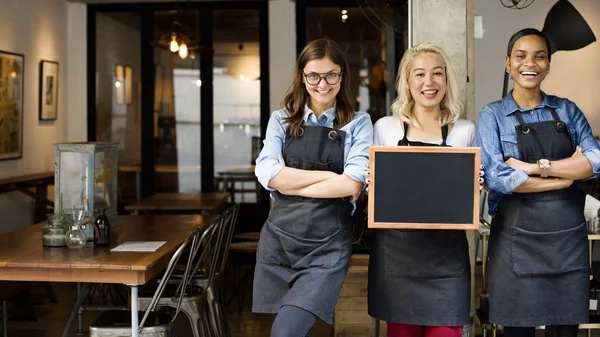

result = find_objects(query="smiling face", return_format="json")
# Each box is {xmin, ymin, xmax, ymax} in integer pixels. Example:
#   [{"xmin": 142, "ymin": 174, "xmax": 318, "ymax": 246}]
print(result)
[
  {"xmin": 302, "ymin": 57, "xmax": 342, "ymax": 112},
  {"xmin": 408, "ymin": 52, "xmax": 447, "ymax": 110},
  {"xmin": 506, "ymin": 34, "xmax": 550, "ymax": 91}
]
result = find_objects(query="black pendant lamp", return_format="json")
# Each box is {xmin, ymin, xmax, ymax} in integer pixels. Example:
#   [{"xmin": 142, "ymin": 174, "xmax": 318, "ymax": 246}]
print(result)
[
  {"xmin": 542, "ymin": 0, "xmax": 596, "ymax": 54},
  {"xmin": 502, "ymin": 0, "xmax": 596, "ymax": 97}
]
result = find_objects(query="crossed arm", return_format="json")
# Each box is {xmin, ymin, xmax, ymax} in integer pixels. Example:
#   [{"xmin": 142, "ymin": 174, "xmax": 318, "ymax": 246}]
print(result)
[
  {"xmin": 477, "ymin": 105, "xmax": 598, "ymax": 195},
  {"xmin": 270, "ymin": 160, "xmax": 363, "ymax": 199},
  {"xmin": 255, "ymin": 111, "xmax": 372, "ymax": 201},
  {"xmin": 507, "ymin": 147, "xmax": 593, "ymax": 193}
]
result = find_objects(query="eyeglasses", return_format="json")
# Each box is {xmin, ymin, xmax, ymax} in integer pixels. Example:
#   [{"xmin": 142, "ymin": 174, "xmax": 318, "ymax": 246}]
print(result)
[{"xmin": 303, "ymin": 72, "xmax": 342, "ymax": 85}]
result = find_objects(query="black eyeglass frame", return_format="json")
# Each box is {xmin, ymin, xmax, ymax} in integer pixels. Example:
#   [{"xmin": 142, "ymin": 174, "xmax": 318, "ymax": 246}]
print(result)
[{"xmin": 302, "ymin": 71, "xmax": 342, "ymax": 85}]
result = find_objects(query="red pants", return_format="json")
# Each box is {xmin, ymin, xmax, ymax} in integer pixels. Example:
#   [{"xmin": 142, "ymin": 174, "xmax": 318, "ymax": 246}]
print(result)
[{"xmin": 387, "ymin": 322, "xmax": 463, "ymax": 337}]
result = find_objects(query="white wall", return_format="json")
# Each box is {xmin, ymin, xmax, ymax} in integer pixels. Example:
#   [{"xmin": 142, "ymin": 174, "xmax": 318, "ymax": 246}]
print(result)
[
  {"xmin": 474, "ymin": 0, "xmax": 600, "ymax": 135},
  {"xmin": 0, "ymin": 0, "xmax": 86, "ymax": 233}
]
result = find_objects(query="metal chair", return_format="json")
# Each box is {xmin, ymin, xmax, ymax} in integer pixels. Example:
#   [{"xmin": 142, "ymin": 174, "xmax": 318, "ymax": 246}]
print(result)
[
  {"xmin": 88, "ymin": 226, "xmax": 201, "ymax": 337},
  {"xmin": 138, "ymin": 217, "xmax": 225, "ymax": 337},
  {"xmin": 203, "ymin": 204, "xmax": 240, "ymax": 337},
  {"xmin": 164, "ymin": 204, "xmax": 240, "ymax": 337}
]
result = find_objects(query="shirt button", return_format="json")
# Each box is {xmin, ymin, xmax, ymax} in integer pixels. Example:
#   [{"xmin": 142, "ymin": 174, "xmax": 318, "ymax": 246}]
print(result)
[{"xmin": 530, "ymin": 110, "xmax": 534, "ymax": 114}]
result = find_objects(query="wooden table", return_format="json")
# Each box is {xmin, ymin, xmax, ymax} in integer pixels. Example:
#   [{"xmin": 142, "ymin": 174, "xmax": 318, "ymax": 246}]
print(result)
[
  {"xmin": 0, "ymin": 214, "xmax": 216, "ymax": 337},
  {"xmin": 0, "ymin": 172, "xmax": 54, "ymax": 223},
  {"xmin": 125, "ymin": 192, "xmax": 230, "ymax": 215}
]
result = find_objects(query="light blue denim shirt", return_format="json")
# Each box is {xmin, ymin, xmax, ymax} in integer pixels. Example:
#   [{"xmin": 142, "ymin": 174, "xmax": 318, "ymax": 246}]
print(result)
[
  {"xmin": 477, "ymin": 91, "xmax": 600, "ymax": 215},
  {"xmin": 255, "ymin": 105, "xmax": 373, "ymax": 196}
]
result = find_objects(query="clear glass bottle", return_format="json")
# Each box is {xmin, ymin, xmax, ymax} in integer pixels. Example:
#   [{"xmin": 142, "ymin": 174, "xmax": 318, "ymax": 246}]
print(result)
[
  {"xmin": 65, "ymin": 223, "xmax": 87, "ymax": 249},
  {"xmin": 42, "ymin": 214, "xmax": 66, "ymax": 247},
  {"xmin": 64, "ymin": 208, "xmax": 95, "ymax": 245}
]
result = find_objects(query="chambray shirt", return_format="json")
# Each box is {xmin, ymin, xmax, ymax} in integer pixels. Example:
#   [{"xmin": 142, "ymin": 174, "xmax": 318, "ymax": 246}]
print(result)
[
  {"xmin": 477, "ymin": 91, "xmax": 600, "ymax": 215},
  {"xmin": 255, "ymin": 105, "xmax": 373, "ymax": 197}
]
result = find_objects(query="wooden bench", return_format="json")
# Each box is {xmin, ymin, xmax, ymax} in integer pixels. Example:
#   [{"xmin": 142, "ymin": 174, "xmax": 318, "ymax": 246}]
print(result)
[
  {"xmin": 334, "ymin": 254, "xmax": 386, "ymax": 337},
  {"xmin": 0, "ymin": 172, "xmax": 54, "ymax": 224}
]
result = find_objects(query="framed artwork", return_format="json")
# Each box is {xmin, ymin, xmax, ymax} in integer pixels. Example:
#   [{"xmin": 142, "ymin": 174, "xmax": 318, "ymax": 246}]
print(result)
[
  {"xmin": 39, "ymin": 60, "xmax": 59, "ymax": 121},
  {"xmin": 125, "ymin": 66, "xmax": 133, "ymax": 105},
  {"xmin": 115, "ymin": 64, "xmax": 124, "ymax": 105},
  {"xmin": 0, "ymin": 50, "xmax": 24, "ymax": 161}
]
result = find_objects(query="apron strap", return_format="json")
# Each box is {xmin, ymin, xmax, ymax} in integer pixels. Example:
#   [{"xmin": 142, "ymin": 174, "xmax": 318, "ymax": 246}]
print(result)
[
  {"xmin": 441, "ymin": 124, "xmax": 449, "ymax": 146},
  {"xmin": 548, "ymin": 108, "xmax": 560, "ymax": 121},
  {"xmin": 399, "ymin": 122, "xmax": 410, "ymax": 145},
  {"xmin": 513, "ymin": 111, "xmax": 530, "ymax": 134},
  {"xmin": 514, "ymin": 111, "xmax": 526, "ymax": 125},
  {"xmin": 398, "ymin": 122, "xmax": 448, "ymax": 146},
  {"xmin": 548, "ymin": 108, "xmax": 568, "ymax": 133}
]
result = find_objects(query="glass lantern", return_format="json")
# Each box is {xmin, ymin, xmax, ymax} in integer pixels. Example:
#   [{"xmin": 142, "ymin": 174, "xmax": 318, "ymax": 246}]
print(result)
[{"xmin": 54, "ymin": 142, "xmax": 119, "ymax": 234}]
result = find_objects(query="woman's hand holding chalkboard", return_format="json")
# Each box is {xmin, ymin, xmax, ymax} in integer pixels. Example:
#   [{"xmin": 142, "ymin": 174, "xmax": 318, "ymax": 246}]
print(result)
[
  {"xmin": 364, "ymin": 163, "xmax": 372, "ymax": 194},
  {"xmin": 478, "ymin": 165, "xmax": 485, "ymax": 190}
]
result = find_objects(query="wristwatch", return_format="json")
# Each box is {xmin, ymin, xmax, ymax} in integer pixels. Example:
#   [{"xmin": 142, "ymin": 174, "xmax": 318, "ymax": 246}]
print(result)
[{"xmin": 537, "ymin": 158, "xmax": 551, "ymax": 178}]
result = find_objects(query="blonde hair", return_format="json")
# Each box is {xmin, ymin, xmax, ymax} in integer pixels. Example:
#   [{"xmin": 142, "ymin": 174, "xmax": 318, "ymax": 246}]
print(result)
[{"xmin": 390, "ymin": 42, "xmax": 462, "ymax": 128}]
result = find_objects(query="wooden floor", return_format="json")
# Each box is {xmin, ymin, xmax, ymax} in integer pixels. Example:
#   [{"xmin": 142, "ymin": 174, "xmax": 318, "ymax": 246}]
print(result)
[
  {"xmin": 0, "ymin": 277, "xmax": 332, "ymax": 337},
  {"xmin": 1, "ymin": 266, "xmax": 599, "ymax": 337}
]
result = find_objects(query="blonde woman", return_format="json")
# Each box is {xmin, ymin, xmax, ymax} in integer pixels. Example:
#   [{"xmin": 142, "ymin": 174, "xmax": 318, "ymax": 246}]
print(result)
[{"xmin": 367, "ymin": 43, "xmax": 482, "ymax": 337}]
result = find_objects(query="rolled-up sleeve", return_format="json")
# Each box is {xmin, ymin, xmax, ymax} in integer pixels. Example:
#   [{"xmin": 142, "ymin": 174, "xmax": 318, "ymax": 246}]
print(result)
[
  {"xmin": 569, "ymin": 101, "xmax": 600, "ymax": 178},
  {"xmin": 477, "ymin": 107, "xmax": 529, "ymax": 194},
  {"xmin": 343, "ymin": 113, "xmax": 373, "ymax": 184},
  {"xmin": 255, "ymin": 111, "xmax": 286, "ymax": 191}
]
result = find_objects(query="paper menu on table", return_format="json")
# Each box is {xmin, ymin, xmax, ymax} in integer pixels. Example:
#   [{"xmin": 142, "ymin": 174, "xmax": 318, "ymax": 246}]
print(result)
[{"xmin": 110, "ymin": 241, "xmax": 166, "ymax": 252}]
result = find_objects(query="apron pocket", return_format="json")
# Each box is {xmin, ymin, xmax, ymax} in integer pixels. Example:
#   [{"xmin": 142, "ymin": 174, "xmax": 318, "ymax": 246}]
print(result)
[
  {"xmin": 257, "ymin": 220, "xmax": 343, "ymax": 269},
  {"xmin": 383, "ymin": 230, "xmax": 468, "ymax": 279},
  {"xmin": 511, "ymin": 222, "xmax": 588, "ymax": 277}
]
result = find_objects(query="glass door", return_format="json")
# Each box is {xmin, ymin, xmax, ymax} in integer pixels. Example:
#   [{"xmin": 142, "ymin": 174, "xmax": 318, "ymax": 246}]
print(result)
[
  {"xmin": 152, "ymin": 10, "xmax": 202, "ymax": 193},
  {"xmin": 213, "ymin": 9, "xmax": 261, "ymax": 204}
]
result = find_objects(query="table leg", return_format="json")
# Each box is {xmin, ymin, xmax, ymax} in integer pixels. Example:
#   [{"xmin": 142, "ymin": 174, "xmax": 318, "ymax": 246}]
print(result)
[
  {"xmin": 3, "ymin": 300, "xmax": 7, "ymax": 337},
  {"xmin": 34, "ymin": 183, "xmax": 48, "ymax": 224},
  {"xmin": 130, "ymin": 285, "xmax": 139, "ymax": 337},
  {"xmin": 62, "ymin": 283, "xmax": 89, "ymax": 337},
  {"xmin": 135, "ymin": 172, "xmax": 142, "ymax": 201}
]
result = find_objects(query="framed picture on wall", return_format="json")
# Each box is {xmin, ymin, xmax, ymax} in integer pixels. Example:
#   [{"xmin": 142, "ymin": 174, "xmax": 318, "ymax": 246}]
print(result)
[
  {"xmin": 39, "ymin": 60, "xmax": 59, "ymax": 121},
  {"xmin": 115, "ymin": 64, "xmax": 124, "ymax": 105},
  {"xmin": 125, "ymin": 66, "xmax": 133, "ymax": 105},
  {"xmin": 0, "ymin": 50, "xmax": 24, "ymax": 161}
]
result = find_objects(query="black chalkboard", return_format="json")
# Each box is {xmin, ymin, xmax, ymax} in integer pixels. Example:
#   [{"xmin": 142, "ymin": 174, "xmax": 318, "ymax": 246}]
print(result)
[{"xmin": 368, "ymin": 146, "xmax": 480, "ymax": 230}]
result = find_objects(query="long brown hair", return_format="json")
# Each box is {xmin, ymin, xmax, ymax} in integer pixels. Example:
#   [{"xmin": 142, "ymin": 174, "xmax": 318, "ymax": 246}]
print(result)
[{"xmin": 282, "ymin": 38, "xmax": 355, "ymax": 136}]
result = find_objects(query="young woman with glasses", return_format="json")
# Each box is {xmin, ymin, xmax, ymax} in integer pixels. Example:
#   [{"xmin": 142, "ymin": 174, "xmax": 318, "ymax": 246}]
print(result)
[{"xmin": 252, "ymin": 38, "xmax": 372, "ymax": 337}]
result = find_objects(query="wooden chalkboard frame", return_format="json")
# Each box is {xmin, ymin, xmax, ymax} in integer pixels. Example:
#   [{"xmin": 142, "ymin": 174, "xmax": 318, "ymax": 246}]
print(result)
[{"xmin": 368, "ymin": 146, "xmax": 481, "ymax": 230}]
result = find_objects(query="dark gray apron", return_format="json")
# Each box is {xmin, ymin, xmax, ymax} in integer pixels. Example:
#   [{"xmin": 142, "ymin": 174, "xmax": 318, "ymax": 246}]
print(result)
[
  {"xmin": 368, "ymin": 122, "xmax": 471, "ymax": 326},
  {"xmin": 488, "ymin": 108, "xmax": 589, "ymax": 327},
  {"xmin": 252, "ymin": 123, "xmax": 353, "ymax": 324}
]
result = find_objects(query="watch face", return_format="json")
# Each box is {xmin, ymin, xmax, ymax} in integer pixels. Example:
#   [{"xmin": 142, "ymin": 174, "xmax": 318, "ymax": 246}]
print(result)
[{"xmin": 539, "ymin": 159, "xmax": 550, "ymax": 166}]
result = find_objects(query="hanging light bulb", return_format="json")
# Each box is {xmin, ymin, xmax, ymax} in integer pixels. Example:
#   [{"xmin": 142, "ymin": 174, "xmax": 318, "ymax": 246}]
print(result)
[
  {"xmin": 169, "ymin": 35, "xmax": 179, "ymax": 53},
  {"xmin": 178, "ymin": 42, "xmax": 188, "ymax": 59},
  {"xmin": 341, "ymin": 8, "xmax": 348, "ymax": 23}
]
